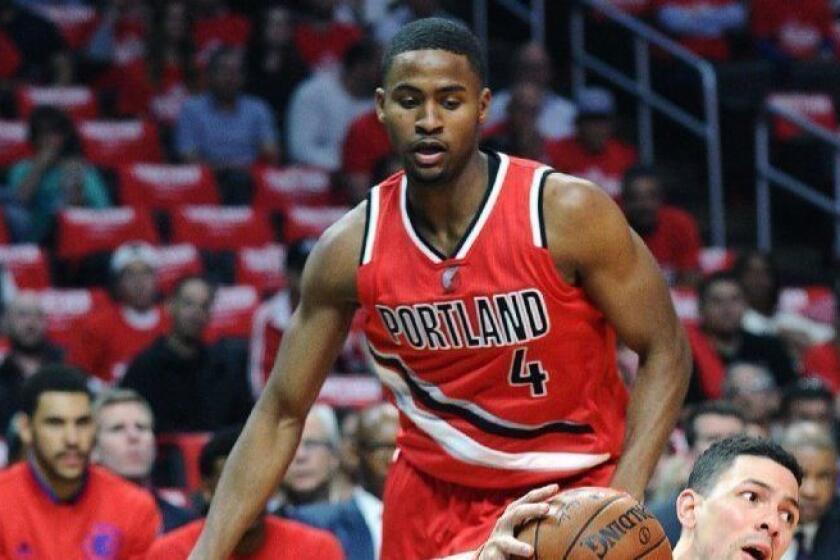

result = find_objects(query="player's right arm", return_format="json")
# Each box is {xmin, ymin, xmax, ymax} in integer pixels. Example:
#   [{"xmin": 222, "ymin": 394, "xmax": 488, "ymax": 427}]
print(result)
[{"xmin": 188, "ymin": 205, "xmax": 366, "ymax": 560}]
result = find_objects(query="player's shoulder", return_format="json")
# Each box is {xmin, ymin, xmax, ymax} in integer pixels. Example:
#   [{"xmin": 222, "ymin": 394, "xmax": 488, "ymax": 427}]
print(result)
[
  {"xmin": 542, "ymin": 172, "xmax": 620, "ymax": 225},
  {"xmin": 0, "ymin": 462, "xmax": 27, "ymax": 493}
]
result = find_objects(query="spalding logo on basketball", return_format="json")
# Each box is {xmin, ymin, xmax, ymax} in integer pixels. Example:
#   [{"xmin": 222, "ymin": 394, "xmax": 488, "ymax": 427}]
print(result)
[{"xmin": 514, "ymin": 487, "xmax": 672, "ymax": 560}]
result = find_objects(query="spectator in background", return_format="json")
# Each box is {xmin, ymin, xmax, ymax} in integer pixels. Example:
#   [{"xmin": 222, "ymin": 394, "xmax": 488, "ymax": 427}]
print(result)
[
  {"xmin": 246, "ymin": 4, "xmax": 309, "ymax": 143},
  {"xmin": 286, "ymin": 39, "xmax": 379, "ymax": 172},
  {"xmin": 374, "ymin": 0, "xmax": 459, "ymax": 44},
  {"xmin": 0, "ymin": 292, "xmax": 63, "ymax": 435},
  {"xmin": 649, "ymin": 401, "xmax": 746, "ymax": 545},
  {"xmin": 0, "ymin": 0, "xmax": 65, "ymax": 82},
  {"xmin": 121, "ymin": 276, "xmax": 252, "ymax": 433},
  {"xmin": 0, "ymin": 365, "xmax": 160, "ymax": 558},
  {"xmin": 93, "ymin": 388, "xmax": 196, "ymax": 532},
  {"xmin": 655, "ymin": 0, "xmax": 746, "ymax": 61},
  {"xmin": 341, "ymin": 108, "xmax": 391, "ymax": 203},
  {"xmin": 752, "ymin": 0, "xmax": 834, "ymax": 62},
  {"xmin": 735, "ymin": 250, "xmax": 834, "ymax": 355},
  {"xmin": 547, "ymin": 87, "xmax": 637, "ymax": 198},
  {"xmin": 147, "ymin": 426, "xmax": 346, "ymax": 559},
  {"xmin": 292, "ymin": 403, "xmax": 398, "ymax": 560},
  {"xmin": 620, "ymin": 166, "xmax": 702, "ymax": 287},
  {"xmin": 69, "ymin": 242, "xmax": 168, "ymax": 384},
  {"xmin": 485, "ymin": 42, "xmax": 577, "ymax": 141},
  {"xmin": 294, "ymin": 0, "xmax": 363, "ymax": 72},
  {"xmin": 190, "ymin": 0, "xmax": 251, "ymax": 66},
  {"xmin": 779, "ymin": 377, "xmax": 834, "ymax": 429},
  {"xmin": 722, "ymin": 361, "xmax": 780, "ymax": 435},
  {"xmin": 482, "ymin": 82, "xmax": 550, "ymax": 163},
  {"xmin": 6, "ymin": 106, "xmax": 110, "ymax": 244},
  {"xmin": 685, "ymin": 271, "xmax": 797, "ymax": 403},
  {"xmin": 175, "ymin": 47, "xmax": 279, "ymax": 179},
  {"xmin": 802, "ymin": 294, "xmax": 840, "ymax": 393},
  {"xmin": 778, "ymin": 421, "xmax": 840, "ymax": 560}
]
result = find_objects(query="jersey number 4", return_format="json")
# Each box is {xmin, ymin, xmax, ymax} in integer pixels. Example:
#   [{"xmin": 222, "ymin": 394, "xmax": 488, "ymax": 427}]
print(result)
[{"xmin": 509, "ymin": 348, "xmax": 549, "ymax": 397}]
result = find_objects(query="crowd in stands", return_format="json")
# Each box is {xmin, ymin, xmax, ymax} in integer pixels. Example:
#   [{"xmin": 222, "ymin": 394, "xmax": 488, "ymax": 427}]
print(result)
[{"xmin": 0, "ymin": 1, "xmax": 840, "ymax": 559}]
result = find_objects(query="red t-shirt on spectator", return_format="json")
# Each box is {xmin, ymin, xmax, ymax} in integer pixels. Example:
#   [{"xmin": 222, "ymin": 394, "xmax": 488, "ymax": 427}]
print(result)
[
  {"xmin": 147, "ymin": 516, "xmax": 345, "ymax": 560},
  {"xmin": 293, "ymin": 22, "xmax": 363, "ymax": 70},
  {"xmin": 546, "ymin": 137, "xmax": 637, "ymax": 198},
  {"xmin": 342, "ymin": 110, "xmax": 391, "ymax": 176},
  {"xmin": 69, "ymin": 305, "xmax": 168, "ymax": 383},
  {"xmin": 639, "ymin": 206, "xmax": 702, "ymax": 279},
  {"xmin": 752, "ymin": 0, "xmax": 833, "ymax": 59},
  {"xmin": 0, "ymin": 463, "xmax": 160, "ymax": 560},
  {"xmin": 802, "ymin": 341, "xmax": 840, "ymax": 393}
]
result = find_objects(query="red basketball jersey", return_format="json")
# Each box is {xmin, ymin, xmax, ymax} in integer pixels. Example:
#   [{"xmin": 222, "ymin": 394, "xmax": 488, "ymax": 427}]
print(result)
[{"xmin": 357, "ymin": 151, "xmax": 629, "ymax": 489}]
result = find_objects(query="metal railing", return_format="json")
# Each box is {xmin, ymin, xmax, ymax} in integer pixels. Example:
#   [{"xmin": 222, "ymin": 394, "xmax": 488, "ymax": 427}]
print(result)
[
  {"xmin": 755, "ymin": 104, "xmax": 840, "ymax": 258},
  {"xmin": 570, "ymin": 0, "xmax": 725, "ymax": 246},
  {"xmin": 472, "ymin": 0, "xmax": 546, "ymax": 50}
]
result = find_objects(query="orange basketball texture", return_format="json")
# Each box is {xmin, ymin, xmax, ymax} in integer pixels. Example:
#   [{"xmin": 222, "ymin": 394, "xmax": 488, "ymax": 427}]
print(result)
[{"xmin": 513, "ymin": 487, "xmax": 672, "ymax": 560}]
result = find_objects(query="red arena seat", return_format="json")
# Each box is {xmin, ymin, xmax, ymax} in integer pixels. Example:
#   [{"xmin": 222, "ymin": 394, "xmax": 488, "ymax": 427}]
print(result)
[
  {"xmin": 156, "ymin": 433, "xmax": 210, "ymax": 493},
  {"xmin": 78, "ymin": 120, "xmax": 162, "ymax": 168},
  {"xmin": 171, "ymin": 206, "xmax": 273, "ymax": 251},
  {"xmin": 0, "ymin": 121, "xmax": 32, "ymax": 168},
  {"xmin": 16, "ymin": 85, "xmax": 98, "ymax": 120},
  {"xmin": 31, "ymin": 5, "xmax": 98, "ymax": 50},
  {"xmin": 252, "ymin": 165, "xmax": 334, "ymax": 212},
  {"xmin": 283, "ymin": 205, "xmax": 348, "ymax": 243},
  {"xmin": 154, "ymin": 244, "xmax": 204, "ymax": 295},
  {"xmin": 0, "ymin": 245, "xmax": 51, "ymax": 289},
  {"xmin": 768, "ymin": 93, "xmax": 837, "ymax": 140},
  {"xmin": 118, "ymin": 163, "xmax": 218, "ymax": 211},
  {"xmin": 235, "ymin": 244, "xmax": 286, "ymax": 295},
  {"xmin": 38, "ymin": 288, "xmax": 112, "ymax": 348},
  {"xmin": 205, "ymin": 285, "xmax": 259, "ymax": 342},
  {"xmin": 56, "ymin": 207, "xmax": 159, "ymax": 261}
]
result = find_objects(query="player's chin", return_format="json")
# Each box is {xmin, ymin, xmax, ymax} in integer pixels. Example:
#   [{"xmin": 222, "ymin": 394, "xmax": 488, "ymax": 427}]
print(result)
[{"xmin": 406, "ymin": 164, "xmax": 447, "ymax": 185}]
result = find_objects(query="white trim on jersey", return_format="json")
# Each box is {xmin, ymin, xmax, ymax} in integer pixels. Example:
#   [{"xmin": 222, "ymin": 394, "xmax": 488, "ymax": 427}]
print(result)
[
  {"xmin": 361, "ymin": 185, "xmax": 381, "ymax": 265},
  {"xmin": 399, "ymin": 175, "xmax": 442, "ymax": 263},
  {"xmin": 530, "ymin": 165, "xmax": 552, "ymax": 247},
  {"xmin": 369, "ymin": 345, "xmax": 611, "ymax": 473},
  {"xmin": 453, "ymin": 152, "xmax": 510, "ymax": 260}
]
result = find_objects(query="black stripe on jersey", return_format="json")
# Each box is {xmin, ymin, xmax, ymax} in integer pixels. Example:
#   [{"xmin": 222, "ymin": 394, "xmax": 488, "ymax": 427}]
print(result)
[
  {"xmin": 360, "ymin": 190, "xmax": 373, "ymax": 265},
  {"xmin": 370, "ymin": 347, "xmax": 594, "ymax": 437},
  {"xmin": 536, "ymin": 169, "xmax": 554, "ymax": 249}
]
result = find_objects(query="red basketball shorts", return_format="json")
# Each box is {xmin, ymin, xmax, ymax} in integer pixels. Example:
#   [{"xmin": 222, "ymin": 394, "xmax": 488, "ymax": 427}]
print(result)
[{"xmin": 380, "ymin": 453, "xmax": 616, "ymax": 560}]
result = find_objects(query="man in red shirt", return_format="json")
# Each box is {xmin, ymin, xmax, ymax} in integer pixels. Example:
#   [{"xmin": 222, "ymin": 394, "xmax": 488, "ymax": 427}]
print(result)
[
  {"xmin": 341, "ymin": 109, "xmax": 392, "ymax": 203},
  {"xmin": 546, "ymin": 87, "xmax": 637, "ymax": 198},
  {"xmin": 621, "ymin": 166, "xmax": 702, "ymax": 287},
  {"xmin": 147, "ymin": 426, "xmax": 345, "ymax": 559},
  {"xmin": 69, "ymin": 242, "xmax": 168, "ymax": 383},
  {"xmin": 0, "ymin": 364, "xmax": 160, "ymax": 559}
]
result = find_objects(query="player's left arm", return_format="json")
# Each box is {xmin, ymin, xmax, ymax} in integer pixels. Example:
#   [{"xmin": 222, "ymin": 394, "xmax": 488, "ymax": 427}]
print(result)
[{"xmin": 543, "ymin": 174, "xmax": 691, "ymax": 501}]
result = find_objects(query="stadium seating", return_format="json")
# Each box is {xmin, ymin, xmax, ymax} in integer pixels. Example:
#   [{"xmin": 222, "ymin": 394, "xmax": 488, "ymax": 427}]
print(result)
[
  {"xmin": 767, "ymin": 93, "xmax": 837, "ymax": 140},
  {"xmin": 0, "ymin": 245, "xmax": 51, "ymax": 289},
  {"xmin": 154, "ymin": 244, "xmax": 204, "ymax": 295},
  {"xmin": 171, "ymin": 206, "xmax": 273, "ymax": 251},
  {"xmin": 205, "ymin": 285, "xmax": 260, "ymax": 343},
  {"xmin": 0, "ymin": 121, "xmax": 32, "ymax": 168},
  {"xmin": 234, "ymin": 244, "xmax": 286, "ymax": 295},
  {"xmin": 55, "ymin": 207, "xmax": 159, "ymax": 261},
  {"xmin": 38, "ymin": 288, "xmax": 112, "ymax": 348},
  {"xmin": 155, "ymin": 432, "xmax": 210, "ymax": 493},
  {"xmin": 31, "ymin": 5, "xmax": 98, "ymax": 50},
  {"xmin": 78, "ymin": 120, "xmax": 162, "ymax": 168},
  {"xmin": 252, "ymin": 165, "xmax": 334, "ymax": 212},
  {"xmin": 699, "ymin": 247, "xmax": 736, "ymax": 275},
  {"xmin": 282, "ymin": 205, "xmax": 349, "ymax": 243},
  {"xmin": 317, "ymin": 375, "xmax": 384, "ymax": 409},
  {"xmin": 16, "ymin": 85, "xmax": 98, "ymax": 120},
  {"xmin": 118, "ymin": 163, "xmax": 219, "ymax": 211}
]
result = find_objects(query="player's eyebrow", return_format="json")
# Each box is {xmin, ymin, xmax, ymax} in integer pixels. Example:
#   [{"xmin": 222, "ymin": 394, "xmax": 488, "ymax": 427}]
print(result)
[
  {"xmin": 392, "ymin": 83, "xmax": 467, "ymax": 94},
  {"xmin": 742, "ymin": 479, "xmax": 800, "ymax": 510}
]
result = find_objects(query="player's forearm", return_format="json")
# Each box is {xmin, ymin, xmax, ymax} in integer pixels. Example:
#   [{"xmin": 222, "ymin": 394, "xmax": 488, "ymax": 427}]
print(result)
[
  {"xmin": 611, "ymin": 325, "xmax": 691, "ymax": 500},
  {"xmin": 189, "ymin": 397, "xmax": 304, "ymax": 559}
]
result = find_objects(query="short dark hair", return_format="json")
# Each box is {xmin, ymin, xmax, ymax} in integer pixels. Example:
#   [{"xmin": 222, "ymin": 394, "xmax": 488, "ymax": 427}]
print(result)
[
  {"xmin": 683, "ymin": 401, "xmax": 746, "ymax": 449},
  {"xmin": 20, "ymin": 365, "xmax": 92, "ymax": 417},
  {"xmin": 621, "ymin": 165, "xmax": 661, "ymax": 197},
  {"xmin": 382, "ymin": 17, "xmax": 486, "ymax": 85},
  {"xmin": 780, "ymin": 377, "xmax": 833, "ymax": 419},
  {"xmin": 199, "ymin": 425, "xmax": 243, "ymax": 480},
  {"xmin": 698, "ymin": 270, "xmax": 742, "ymax": 306},
  {"xmin": 687, "ymin": 435, "xmax": 802, "ymax": 495}
]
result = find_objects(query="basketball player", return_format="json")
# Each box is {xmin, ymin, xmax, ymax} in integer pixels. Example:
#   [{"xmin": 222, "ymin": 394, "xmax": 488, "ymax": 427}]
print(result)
[{"xmin": 189, "ymin": 18, "xmax": 690, "ymax": 560}]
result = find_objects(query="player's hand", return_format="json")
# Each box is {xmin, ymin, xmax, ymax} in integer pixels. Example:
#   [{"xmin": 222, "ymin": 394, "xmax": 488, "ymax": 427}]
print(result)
[{"xmin": 477, "ymin": 484, "xmax": 559, "ymax": 560}]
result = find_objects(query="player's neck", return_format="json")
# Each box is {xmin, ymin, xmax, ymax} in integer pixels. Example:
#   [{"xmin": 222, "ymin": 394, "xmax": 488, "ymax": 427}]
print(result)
[
  {"xmin": 670, "ymin": 536, "xmax": 692, "ymax": 560},
  {"xmin": 405, "ymin": 150, "xmax": 488, "ymax": 255}
]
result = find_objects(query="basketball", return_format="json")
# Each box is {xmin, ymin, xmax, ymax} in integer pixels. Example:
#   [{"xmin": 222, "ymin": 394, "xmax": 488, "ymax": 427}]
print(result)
[{"xmin": 513, "ymin": 487, "xmax": 672, "ymax": 560}]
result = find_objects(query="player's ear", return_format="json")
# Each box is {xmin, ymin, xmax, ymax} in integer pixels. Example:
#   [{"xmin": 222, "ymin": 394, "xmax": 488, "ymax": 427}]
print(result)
[
  {"xmin": 16, "ymin": 413, "xmax": 33, "ymax": 446},
  {"xmin": 675, "ymin": 488, "xmax": 701, "ymax": 529},
  {"xmin": 375, "ymin": 88, "xmax": 387, "ymax": 123},
  {"xmin": 478, "ymin": 87, "xmax": 491, "ymax": 125}
]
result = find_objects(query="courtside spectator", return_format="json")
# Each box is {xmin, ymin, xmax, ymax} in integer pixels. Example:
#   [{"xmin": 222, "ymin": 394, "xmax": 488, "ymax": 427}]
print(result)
[
  {"xmin": 485, "ymin": 42, "xmax": 577, "ymax": 140},
  {"xmin": 779, "ymin": 377, "xmax": 834, "ymax": 429},
  {"xmin": 286, "ymin": 39, "xmax": 379, "ymax": 172},
  {"xmin": 752, "ymin": 0, "xmax": 834, "ymax": 62},
  {"xmin": 147, "ymin": 426, "xmax": 345, "ymax": 559},
  {"xmin": 121, "ymin": 276, "xmax": 252, "ymax": 433},
  {"xmin": 294, "ymin": 0, "xmax": 363, "ymax": 72},
  {"xmin": 482, "ymin": 82, "xmax": 550, "ymax": 162},
  {"xmin": 0, "ymin": 293, "xmax": 63, "ymax": 435},
  {"xmin": 722, "ymin": 361, "xmax": 780, "ymax": 434},
  {"xmin": 0, "ymin": 365, "xmax": 160, "ymax": 558},
  {"xmin": 69, "ymin": 242, "xmax": 168, "ymax": 383},
  {"xmin": 0, "ymin": 0, "xmax": 65, "ymax": 82},
  {"xmin": 620, "ymin": 166, "xmax": 702, "ymax": 287},
  {"xmin": 6, "ymin": 106, "xmax": 110, "ymax": 243},
  {"xmin": 374, "ymin": 0, "xmax": 459, "ymax": 44},
  {"xmin": 547, "ymin": 87, "xmax": 637, "ymax": 198},
  {"xmin": 655, "ymin": 0, "xmax": 746, "ymax": 61},
  {"xmin": 341, "ymin": 109, "xmax": 391, "ymax": 203},
  {"xmin": 685, "ymin": 271, "xmax": 797, "ymax": 403},
  {"xmin": 93, "ymin": 388, "xmax": 197, "ymax": 532}
]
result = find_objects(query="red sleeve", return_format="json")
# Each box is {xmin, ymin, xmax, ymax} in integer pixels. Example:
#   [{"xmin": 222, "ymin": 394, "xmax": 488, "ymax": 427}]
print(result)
[{"xmin": 123, "ymin": 493, "xmax": 161, "ymax": 560}]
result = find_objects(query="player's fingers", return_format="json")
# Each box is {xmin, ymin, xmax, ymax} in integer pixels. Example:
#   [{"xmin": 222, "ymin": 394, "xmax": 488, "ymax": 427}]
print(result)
[
  {"xmin": 487, "ymin": 536, "xmax": 535, "ymax": 559},
  {"xmin": 511, "ymin": 483, "xmax": 559, "ymax": 506},
  {"xmin": 499, "ymin": 502, "xmax": 550, "ymax": 531}
]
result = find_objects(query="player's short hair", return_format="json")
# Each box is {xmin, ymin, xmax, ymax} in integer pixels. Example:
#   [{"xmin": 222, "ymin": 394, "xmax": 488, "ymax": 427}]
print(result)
[
  {"xmin": 199, "ymin": 425, "xmax": 243, "ymax": 480},
  {"xmin": 310, "ymin": 403, "xmax": 340, "ymax": 450},
  {"xmin": 382, "ymin": 17, "xmax": 487, "ymax": 86},
  {"xmin": 697, "ymin": 270, "xmax": 742, "ymax": 306},
  {"xmin": 778, "ymin": 421, "xmax": 837, "ymax": 456},
  {"xmin": 687, "ymin": 435, "xmax": 802, "ymax": 495},
  {"xmin": 92, "ymin": 388, "xmax": 154, "ymax": 429},
  {"xmin": 683, "ymin": 401, "xmax": 746, "ymax": 449},
  {"xmin": 20, "ymin": 364, "xmax": 92, "ymax": 417},
  {"xmin": 779, "ymin": 377, "xmax": 833, "ymax": 419}
]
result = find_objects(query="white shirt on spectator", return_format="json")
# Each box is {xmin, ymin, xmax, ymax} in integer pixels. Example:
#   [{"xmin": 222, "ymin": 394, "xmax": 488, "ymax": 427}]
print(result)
[
  {"xmin": 353, "ymin": 486, "xmax": 383, "ymax": 560},
  {"xmin": 486, "ymin": 89, "xmax": 577, "ymax": 140},
  {"xmin": 286, "ymin": 71, "xmax": 373, "ymax": 172},
  {"xmin": 742, "ymin": 309, "xmax": 835, "ymax": 346}
]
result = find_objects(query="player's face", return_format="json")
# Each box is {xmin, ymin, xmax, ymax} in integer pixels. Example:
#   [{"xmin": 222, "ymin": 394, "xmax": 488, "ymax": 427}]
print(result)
[
  {"xmin": 25, "ymin": 392, "xmax": 95, "ymax": 484},
  {"xmin": 793, "ymin": 446, "xmax": 837, "ymax": 523},
  {"xmin": 376, "ymin": 49, "xmax": 490, "ymax": 186},
  {"xmin": 94, "ymin": 402, "xmax": 155, "ymax": 481},
  {"xmin": 683, "ymin": 456, "xmax": 800, "ymax": 560}
]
